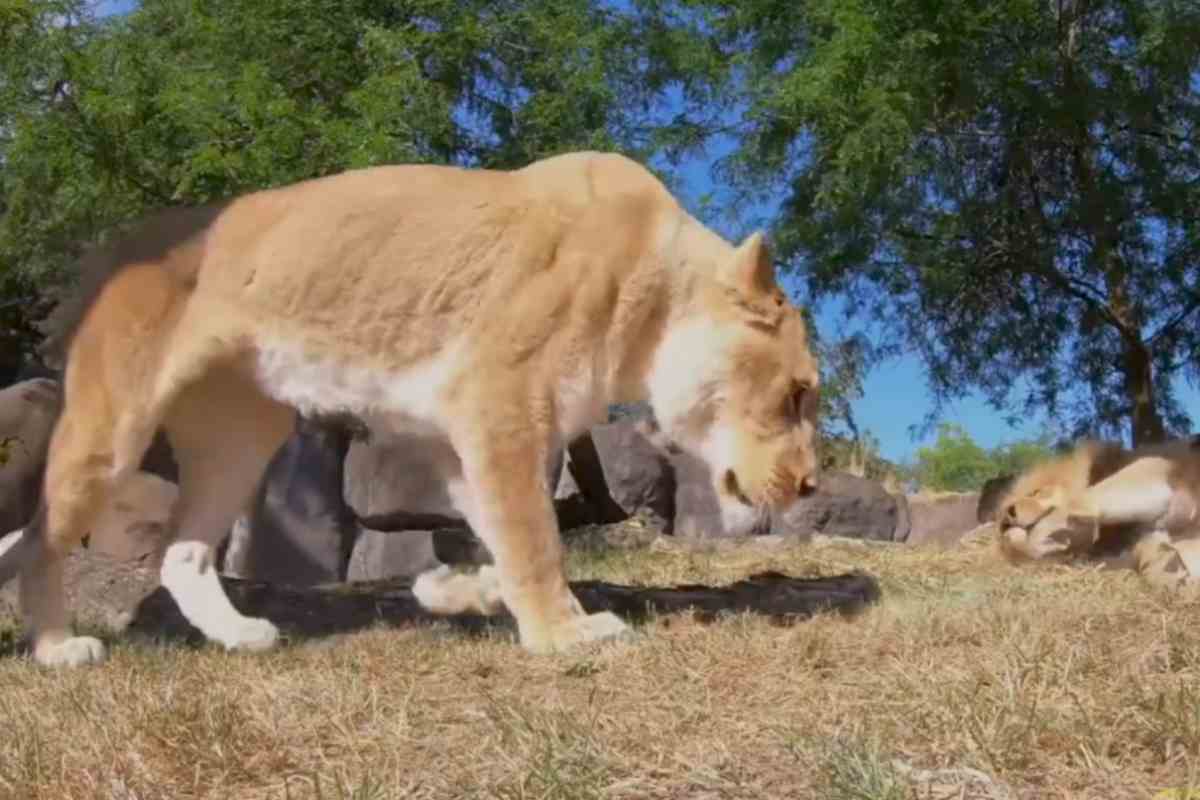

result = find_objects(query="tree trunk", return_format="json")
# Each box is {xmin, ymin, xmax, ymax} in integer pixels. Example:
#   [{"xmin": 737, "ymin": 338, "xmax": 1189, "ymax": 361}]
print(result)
[
  {"xmin": 1053, "ymin": 1, "xmax": 1168, "ymax": 449},
  {"xmin": 1123, "ymin": 338, "xmax": 1166, "ymax": 447}
]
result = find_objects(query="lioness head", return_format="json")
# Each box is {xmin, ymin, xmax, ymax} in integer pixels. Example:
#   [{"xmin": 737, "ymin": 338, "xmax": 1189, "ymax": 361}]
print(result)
[{"xmin": 647, "ymin": 229, "xmax": 821, "ymax": 534}]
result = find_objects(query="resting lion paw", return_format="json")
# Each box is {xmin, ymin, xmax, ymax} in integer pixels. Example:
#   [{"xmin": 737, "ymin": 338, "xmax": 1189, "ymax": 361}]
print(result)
[
  {"xmin": 1134, "ymin": 532, "xmax": 1200, "ymax": 594},
  {"xmin": 34, "ymin": 636, "xmax": 107, "ymax": 668}
]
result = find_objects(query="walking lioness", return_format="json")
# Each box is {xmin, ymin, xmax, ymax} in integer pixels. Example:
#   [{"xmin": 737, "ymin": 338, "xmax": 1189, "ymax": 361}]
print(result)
[{"xmin": 0, "ymin": 151, "xmax": 821, "ymax": 667}]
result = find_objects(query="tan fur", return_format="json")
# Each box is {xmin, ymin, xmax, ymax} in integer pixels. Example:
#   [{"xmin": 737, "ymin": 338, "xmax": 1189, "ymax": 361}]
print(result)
[
  {"xmin": 994, "ymin": 436, "xmax": 1200, "ymax": 593},
  {"xmin": 13, "ymin": 151, "xmax": 821, "ymax": 666}
]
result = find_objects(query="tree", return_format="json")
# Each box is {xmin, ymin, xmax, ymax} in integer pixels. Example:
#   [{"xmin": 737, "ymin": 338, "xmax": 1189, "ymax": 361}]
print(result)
[
  {"xmin": 909, "ymin": 423, "xmax": 996, "ymax": 492},
  {"xmin": 689, "ymin": 0, "xmax": 1200, "ymax": 447},
  {"xmin": 0, "ymin": 0, "xmax": 722, "ymax": 375},
  {"xmin": 908, "ymin": 423, "xmax": 1053, "ymax": 492},
  {"xmin": 990, "ymin": 435, "xmax": 1056, "ymax": 478}
]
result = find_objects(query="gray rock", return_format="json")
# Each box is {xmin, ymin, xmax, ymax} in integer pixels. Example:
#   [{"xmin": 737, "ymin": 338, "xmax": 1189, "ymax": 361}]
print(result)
[
  {"xmin": 554, "ymin": 431, "xmax": 629, "ymax": 530},
  {"xmin": 771, "ymin": 471, "xmax": 902, "ymax": 542},
  {"xmin": 344, "ymin": 433, "xmax": 464, "ymax": 529},
  {"xmin": 347, "ymin": 528, "xmax": 443, "ymax": 582},
  {"xmin": 227, "ymin": 416, "xmax": 357, "ymax": 586},
  {"xmin": 906, "ymin": 492, "xmax": 981, "ymax": 547},
  {"xmin": 590, "ymin": 422, "xmax": 676, "ymax": 529},
  {"xmin": 0, "ymin": 378, "xmax": 61, "ymax": 535},
  {"xmin": 85, "ymin": 470, "xmax": 178, "ymax": 562}
]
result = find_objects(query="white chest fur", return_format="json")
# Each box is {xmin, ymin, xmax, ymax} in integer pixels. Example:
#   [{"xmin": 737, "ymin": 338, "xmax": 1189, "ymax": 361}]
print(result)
[{"xmin": 253, "ymin": 339, "xmax": 465, "ymax": 438}]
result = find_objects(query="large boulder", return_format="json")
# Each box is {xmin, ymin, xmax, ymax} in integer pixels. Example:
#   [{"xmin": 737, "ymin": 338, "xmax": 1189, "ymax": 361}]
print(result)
[
  {"xmin": 771, "ymin": 471, "xmax": 903, "ymax": 541},
  {"xmin": 344, "ymin": 433, "xmax": 466, "ymax": 531},
  {"xmin": 0, "ymin": 378, "xmax": 61, "ymax": 534},
  {"xmin": 224, "ymin": 416, "xmax": 357, "ymax": 586},
  {"xmin": 346, "ymin": 527, "xmax": 443, "ymax": 582},
  {"xmin": 85, "ymin": 470, "xmax": 179, "ymax": 562},
  {"xmin": 553, "ymin": 431, "xmax": 625, "ymax": 530},
  {"xmin": 346, "ymin": 430, "xmax": 565, "ymax": 533},
  {"xmin": 554, "ymin": 424, "xmax": 670, "ymax": 530},
  {"xmin": 905, "ymin": 491, "xmax": 981, "ymax": 547},
  {"xmin": 589, "ymin": 422, "xmax": 675, "ymax": 528}
]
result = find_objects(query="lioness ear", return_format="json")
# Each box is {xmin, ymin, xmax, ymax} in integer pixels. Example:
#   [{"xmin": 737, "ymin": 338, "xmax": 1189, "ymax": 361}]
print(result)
[{"xmin": 718, "ymin": 231, "xmax": 778, "ymax": 297}]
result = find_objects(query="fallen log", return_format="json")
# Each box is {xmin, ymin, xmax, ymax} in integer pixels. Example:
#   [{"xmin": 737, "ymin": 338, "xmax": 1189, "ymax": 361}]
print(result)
[{"xmin": 126, "ymin": 569, "xmax": 882, "ymax": 645}]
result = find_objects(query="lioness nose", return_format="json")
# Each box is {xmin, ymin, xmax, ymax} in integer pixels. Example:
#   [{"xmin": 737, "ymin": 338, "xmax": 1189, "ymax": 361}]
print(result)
[
  {"xmin": 798, "ymin": 474, "xmax": 819, "ymax": 498},
  {"xmin": 1001, "ymin": 503, "xmax": 1017, "ymax": 525}
]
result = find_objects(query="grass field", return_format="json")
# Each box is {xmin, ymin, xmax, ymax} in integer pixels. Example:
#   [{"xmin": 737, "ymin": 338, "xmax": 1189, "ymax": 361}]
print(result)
[{"xmin": 2, "ymin": 528, "xmax": 1200, "ymax": 800}]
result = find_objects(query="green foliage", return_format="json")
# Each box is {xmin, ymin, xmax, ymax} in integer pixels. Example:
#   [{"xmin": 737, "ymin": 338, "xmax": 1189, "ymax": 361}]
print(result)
[
  {"xmin": 0, "ymin": 0, "xmax": 717, "ymax": 370},
  {"xmin": 989, "ymin": 437, "xmax": 1056, "ymax": 481},
  {"xmin": 687, "ymin": 0, "xmax": 1200, "ymax": 447},
  {"xmin": 909, "ymin": 423, "xmax": 1054, "ymax": 492}
]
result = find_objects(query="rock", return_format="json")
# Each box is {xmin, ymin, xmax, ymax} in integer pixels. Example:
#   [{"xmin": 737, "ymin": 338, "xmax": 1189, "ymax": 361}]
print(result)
[
  {"xmin": 0, "ymin": 378, "xmax": 61, "ymax": 535},
  {"xmin": 344, "ymin": 433, "xmax": 465, "ymax": 530},
  {"xmin": 977, "ymin": 474, "xmax": 1015, "ymax": 522},
  {"xmin": 906, "ymin": 491, "xmax": 981, "ymax": 547},
  {"xmin": 0, "ymin": 545, "xmax": 162, "ymax": 634},
  {"xmin": 347, "ymin": 528, "xmax": 443, "ymax": 582},
  {"xmin": 0, "ymin": 377, "xmax": 180, "ymax": 542},
  {"xmin": 85, "ymin": 470, "xmax": 178, "ymax": 562},
  {"xmin": 554, "ymin": 432, "xmax": 628, "ymax": 530},
  {"xmin": 347, "ymin": 429, "xmax": 566, "ymax": 533},
  {"xmin": 226, "ymin": 416, "xmax": 358, "ymax": 586},
  {"xmin": 589, "ymin": 422, "xmax": 676, "ymax": 528},
  {"xmin": 771, "ymin": 471, "xmax": 903, "ymax": 541},
  {"xmin": 672, "ymin": 450, "xmax": 772, "ymax": 538}
]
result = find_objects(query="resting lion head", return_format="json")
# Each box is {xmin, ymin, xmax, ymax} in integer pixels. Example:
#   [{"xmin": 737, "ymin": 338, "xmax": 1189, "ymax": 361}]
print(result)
[{"xmin": 995, "ymin": 439, "xmax": 1135, "ymax": 562}]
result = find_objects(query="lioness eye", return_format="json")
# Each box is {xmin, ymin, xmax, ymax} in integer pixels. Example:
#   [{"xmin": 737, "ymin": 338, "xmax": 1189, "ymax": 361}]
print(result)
[{"xmin": 786, "ymin": 383, "xmax": 808, "ymax": 419}]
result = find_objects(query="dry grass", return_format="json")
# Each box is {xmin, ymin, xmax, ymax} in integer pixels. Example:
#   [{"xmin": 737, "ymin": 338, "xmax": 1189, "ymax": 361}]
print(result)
[{"xmin": 3, "ymin": 530, "xmax": 1200, "ymax": 800}]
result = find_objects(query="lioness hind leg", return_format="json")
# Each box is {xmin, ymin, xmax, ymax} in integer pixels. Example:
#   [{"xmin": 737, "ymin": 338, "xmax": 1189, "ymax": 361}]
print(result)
[
  {"xmin": 445, "ymin": 432, "xmax": 629, "ymax": 653},
  {"xmin": 22, "ymin": 406, "xmax": 157, "ymax": 667},
  {"xmin": 161, "ymin": 365, "xmax": 294, "ymax": 653}
]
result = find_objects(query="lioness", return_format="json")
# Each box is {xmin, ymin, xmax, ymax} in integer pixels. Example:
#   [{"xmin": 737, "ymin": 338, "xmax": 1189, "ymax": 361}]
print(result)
[
  {"xmin": 0, "ymin": 151, "xmax": 821, "ymax": 667},
  {"xmin": 995, "ymin": 437, "xmax": 1200, "ymax": 591}
]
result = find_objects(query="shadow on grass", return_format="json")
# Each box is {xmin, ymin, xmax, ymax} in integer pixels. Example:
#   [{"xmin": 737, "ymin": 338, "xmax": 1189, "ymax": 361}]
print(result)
[{"xmin": 124, "ymin": 569, "xmax": 884, "ymax": 649}]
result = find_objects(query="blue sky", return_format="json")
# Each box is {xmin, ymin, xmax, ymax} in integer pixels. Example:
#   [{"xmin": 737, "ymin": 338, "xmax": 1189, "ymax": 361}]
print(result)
[
  {"xmin": 662, "ymin": 138, "xmax": 1200, "ymax": 464},
  {"xmin": 664, "ymin": 154, "xmax": 1053, "ymax": 464},
  {"xmin": 90, "ymin": 0, "xmax": 1199, "ymax": 463}
]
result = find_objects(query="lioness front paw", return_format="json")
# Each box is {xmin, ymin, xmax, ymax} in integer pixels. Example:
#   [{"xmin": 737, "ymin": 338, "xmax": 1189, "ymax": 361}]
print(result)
[
  {"xmin": 521, "ymin": 611, "xmax": 633, "ymax": 654},
  {"xmin": 34, "ymin": 635, "xmax": 106, "ymax": 668},
  {"xmin": 216, "ymin": 616, "xmax": 279, "ymax": 653}
]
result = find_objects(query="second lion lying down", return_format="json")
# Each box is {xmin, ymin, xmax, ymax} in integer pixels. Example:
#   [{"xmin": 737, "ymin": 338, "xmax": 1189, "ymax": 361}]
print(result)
[{"xmin": 994, "ymin": 436, "xmax": 1200, "ymax": 592}]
